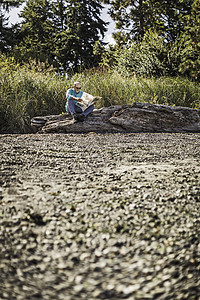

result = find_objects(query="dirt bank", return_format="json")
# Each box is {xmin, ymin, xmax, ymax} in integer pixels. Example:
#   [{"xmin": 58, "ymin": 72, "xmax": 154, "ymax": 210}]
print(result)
[{"xmin": 0, "ymin": 133, "xmax": 200, "ymax": 300}]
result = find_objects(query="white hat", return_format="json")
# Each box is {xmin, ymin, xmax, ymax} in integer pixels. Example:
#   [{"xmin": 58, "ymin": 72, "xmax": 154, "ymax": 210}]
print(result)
[{"xmin": 74, "ymin": 82, "xmax": 81, "ymax": 87}]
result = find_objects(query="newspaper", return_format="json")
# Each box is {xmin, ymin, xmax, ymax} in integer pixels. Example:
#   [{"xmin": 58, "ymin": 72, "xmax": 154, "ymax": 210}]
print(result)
[{"xmin": 76, "ymin": 92, "xmax": 102, "ymax": 111}]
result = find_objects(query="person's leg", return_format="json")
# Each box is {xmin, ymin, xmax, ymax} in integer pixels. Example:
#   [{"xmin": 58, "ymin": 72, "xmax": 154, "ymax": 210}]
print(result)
[
  {"xmin": 74, "ymin": 105, "xmax": 83, "ymax": 114},
  {"xmin": 67, "ymin": 100, "xmax": 86, "ymax": 122},
  {"xmin": 82, "ymin": 104, "xmax": 94, "ymax": 117},
  {"xmin": 67, "ymin": 99, "xmax": 76, "ymax": 115},
  {"xmin": 67, "ymin": 100, "xmax": 83, "ymax": 115},
  {"xmin": 67, "ymin": 100, "xmax": 94, "ymax": 121}
]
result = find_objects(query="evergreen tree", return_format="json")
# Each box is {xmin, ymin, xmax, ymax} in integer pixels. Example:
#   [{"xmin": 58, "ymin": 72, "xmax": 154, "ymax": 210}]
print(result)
[
  {"xmin": 103, "ymin": 0, "xmax": 193, "ymax": 44},
  {"xmin": 14, "ymin": 0, "xmax": 107, "ymax": 72},
  {"xmin": 52, "ymin": 0, "xmax": 107, "ymax": 72},
  {"xmin": 14, "ymin": 0, "xmax": 55, "ymax": 65},
  {"xmin": 0, "ymin": 0, "xmax": 23, "ymax": 52},
  {"xmin": 179, "ymin": 0, "xmax": 200, "ymax": 80},
  {"xmin": 155, "ymin": 0, "xmax": 193, "ymax": 41}
]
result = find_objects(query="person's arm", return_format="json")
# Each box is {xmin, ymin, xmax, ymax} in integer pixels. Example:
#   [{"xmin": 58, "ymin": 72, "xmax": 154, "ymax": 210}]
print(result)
[
  {"xmin": 75, "ymin": 97, "xmax": 83, "ymax": 102},
  {"xmin": 66, "ymin": 89, "xmax": 83, "ymax": 102},
  {"xmin": 66, "ymin": 89, "xmax": 76, "ymax": 101}
]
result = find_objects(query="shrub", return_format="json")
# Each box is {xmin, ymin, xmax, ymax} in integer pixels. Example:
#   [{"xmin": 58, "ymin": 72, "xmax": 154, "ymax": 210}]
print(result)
[{"xmin": 116, "ymin": 32, "xmax": 168, "ymax": 77}]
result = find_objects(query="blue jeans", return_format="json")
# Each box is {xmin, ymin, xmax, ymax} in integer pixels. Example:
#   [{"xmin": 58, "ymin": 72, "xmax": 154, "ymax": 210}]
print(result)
[{"xmin": 66, "ymin": 99, "xmax": 94, "ymax": 117}]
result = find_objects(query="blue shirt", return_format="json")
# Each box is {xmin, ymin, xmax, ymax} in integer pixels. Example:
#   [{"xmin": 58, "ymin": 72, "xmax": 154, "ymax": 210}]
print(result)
[{"xmin": 66, "ymin": 88, "xmax": 83, "ymax": 105}]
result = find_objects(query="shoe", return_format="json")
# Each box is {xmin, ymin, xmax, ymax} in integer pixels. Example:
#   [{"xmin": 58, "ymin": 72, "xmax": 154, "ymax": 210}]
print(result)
[
  {"xmin": 77, "ymin": 114, "xmax": 85, "ymax": 122},
  {"xmin": 73, "ymin": 113, "xmax": 85, "ymax": 122}
]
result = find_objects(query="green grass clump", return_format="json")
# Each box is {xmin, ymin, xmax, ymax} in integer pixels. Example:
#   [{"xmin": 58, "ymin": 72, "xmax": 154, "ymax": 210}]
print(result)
[
  {"xmin": 0, "ymin": 57, "xmax": 67, "ymax": 132},
  {"xmin": 0, "ymin": 55, "xmax": 199, "ymax": 133},
  {"xmin": 72, "ymin": 71, "xmax": 200, "ymax": 109}
]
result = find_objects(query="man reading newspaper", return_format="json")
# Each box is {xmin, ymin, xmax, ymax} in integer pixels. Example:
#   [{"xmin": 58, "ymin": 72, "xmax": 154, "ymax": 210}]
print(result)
[{"xmin": 66, "ymin": 82, "xmax": 101, "ymax": 122}]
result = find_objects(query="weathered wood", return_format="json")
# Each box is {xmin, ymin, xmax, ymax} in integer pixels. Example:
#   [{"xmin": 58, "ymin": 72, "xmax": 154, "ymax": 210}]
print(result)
[{"xmin": 31, "ymin": 103, "xmax": 200, "ymax": 133}]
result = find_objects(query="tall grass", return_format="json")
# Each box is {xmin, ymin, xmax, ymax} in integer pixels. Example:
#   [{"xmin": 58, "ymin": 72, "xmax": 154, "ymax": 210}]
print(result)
[
  {"xmin": 70, "ymin": 70, "xmax": 200, "ymax": 109},
  {"xmin": 0, "ymin": 57, "xmax": 199, "ymax": 132},
  {"xmin": 0, "ymin": 59, "xmax": 67, "ymax": 132}
]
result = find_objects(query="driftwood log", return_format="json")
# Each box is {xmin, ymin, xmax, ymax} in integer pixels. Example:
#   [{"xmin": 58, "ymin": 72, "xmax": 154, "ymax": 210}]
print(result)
[{"xmin": 31, "ymin": 103, "xmax": 200, "ymax": 133}]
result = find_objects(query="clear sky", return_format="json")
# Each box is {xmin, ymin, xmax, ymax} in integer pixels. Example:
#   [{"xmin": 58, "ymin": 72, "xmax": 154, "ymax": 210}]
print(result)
[
  {"xmin": 6, "ymin": 4, "xmax": 116, "ymax": 45},
  {"xmin": 101, "ymin": 5, "xmax": 116, "ymax": 45}
]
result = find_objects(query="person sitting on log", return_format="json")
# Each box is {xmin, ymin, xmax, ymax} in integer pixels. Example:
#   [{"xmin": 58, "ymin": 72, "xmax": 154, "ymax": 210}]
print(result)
[{"xmin": 66, "ymin": 82, "xmax": 100, "ymax": 122}]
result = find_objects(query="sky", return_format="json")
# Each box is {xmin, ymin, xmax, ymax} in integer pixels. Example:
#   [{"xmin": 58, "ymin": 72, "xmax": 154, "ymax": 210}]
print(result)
[
  {"xmin": 6, "ymin": 4, "xmax": 116, "ymax": 45},
  {"xmin": 101, "ymin": 5, "xmax": 116, "ymax": 45}
]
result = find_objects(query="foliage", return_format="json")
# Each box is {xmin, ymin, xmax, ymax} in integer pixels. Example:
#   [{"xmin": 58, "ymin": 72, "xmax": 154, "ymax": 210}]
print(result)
[
  {"xmin": 103, "ymin": 0, "xmax": 193, "ymax": 44},
  {"xmin": 93, "ymin": 41, "xmax": 118, "ymax": 69},
  {"xmin": 0, "ymin": 0, "xmax": 22, "ymax": 10},
  {"xmin": 13, "ymin": 0, "xmax": 107, "ymax": 73},
  {"xmin": 14, "ymin": 0, "xmax": 53, "ymax": 63},
  {"xmin": 178, "ymin": 0, "xmax": 200, "ymax": 81},
  {"xmin": 78, "ymin": 70, "xmax": 200, "ymax": 109},
  {"xmin": 1, "ymin": 0, "xmax": 199, "ymax": 81},
  {"xmin": 0, "ymin": 54, "xmax": 66, "ymax": 132},
  {"xmin": 0, "ymin": 0, "xmax": 24, "ymax": 52},
  {"xmin": 1, "ymin": 55, "xmax": 199, "ymax": 132},
  {"xmin": 115, "ymin": 32, "xmax": 169, "ymax": 77}
]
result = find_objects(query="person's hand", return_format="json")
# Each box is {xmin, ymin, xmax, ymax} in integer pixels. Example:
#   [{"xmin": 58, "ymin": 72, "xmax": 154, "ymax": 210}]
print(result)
[{"xmin": 77, "ymin": 98, "xmax": 82, "ymax": 102}]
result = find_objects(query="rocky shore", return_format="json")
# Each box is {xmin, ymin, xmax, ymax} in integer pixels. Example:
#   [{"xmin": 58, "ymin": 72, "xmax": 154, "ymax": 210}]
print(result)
[{"xmin": 0, "ymin": 133, "xmax": 200, "ymax": 299}]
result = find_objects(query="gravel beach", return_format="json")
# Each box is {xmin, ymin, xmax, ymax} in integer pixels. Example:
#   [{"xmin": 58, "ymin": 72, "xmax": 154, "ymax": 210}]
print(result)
[{"xmin": 0, "ymin": 133, "xmax": 200, "ymax": 300}]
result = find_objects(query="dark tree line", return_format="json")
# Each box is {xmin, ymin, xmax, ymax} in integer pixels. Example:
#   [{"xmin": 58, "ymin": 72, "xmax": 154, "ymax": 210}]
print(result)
[
  {"xmin": 1, "ymin": 0, "xmax": 107, "ymax": 72},
  {"xmin": 0, "ymin": 0, "xmax": 199, "ymax": 78},
  {"xmin": 103, "ymin": 0, "xmax": 194, "ymax": 43},
  {"xmin": 0, "ymin": 0, "xmax": 23, "ymax": 52}
]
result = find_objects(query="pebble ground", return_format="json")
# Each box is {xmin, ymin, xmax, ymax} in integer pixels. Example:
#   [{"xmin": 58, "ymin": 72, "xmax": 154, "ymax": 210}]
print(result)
[{"xmin": 0, "ymin": 133, "xmax": 200, "ymax": 300}]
